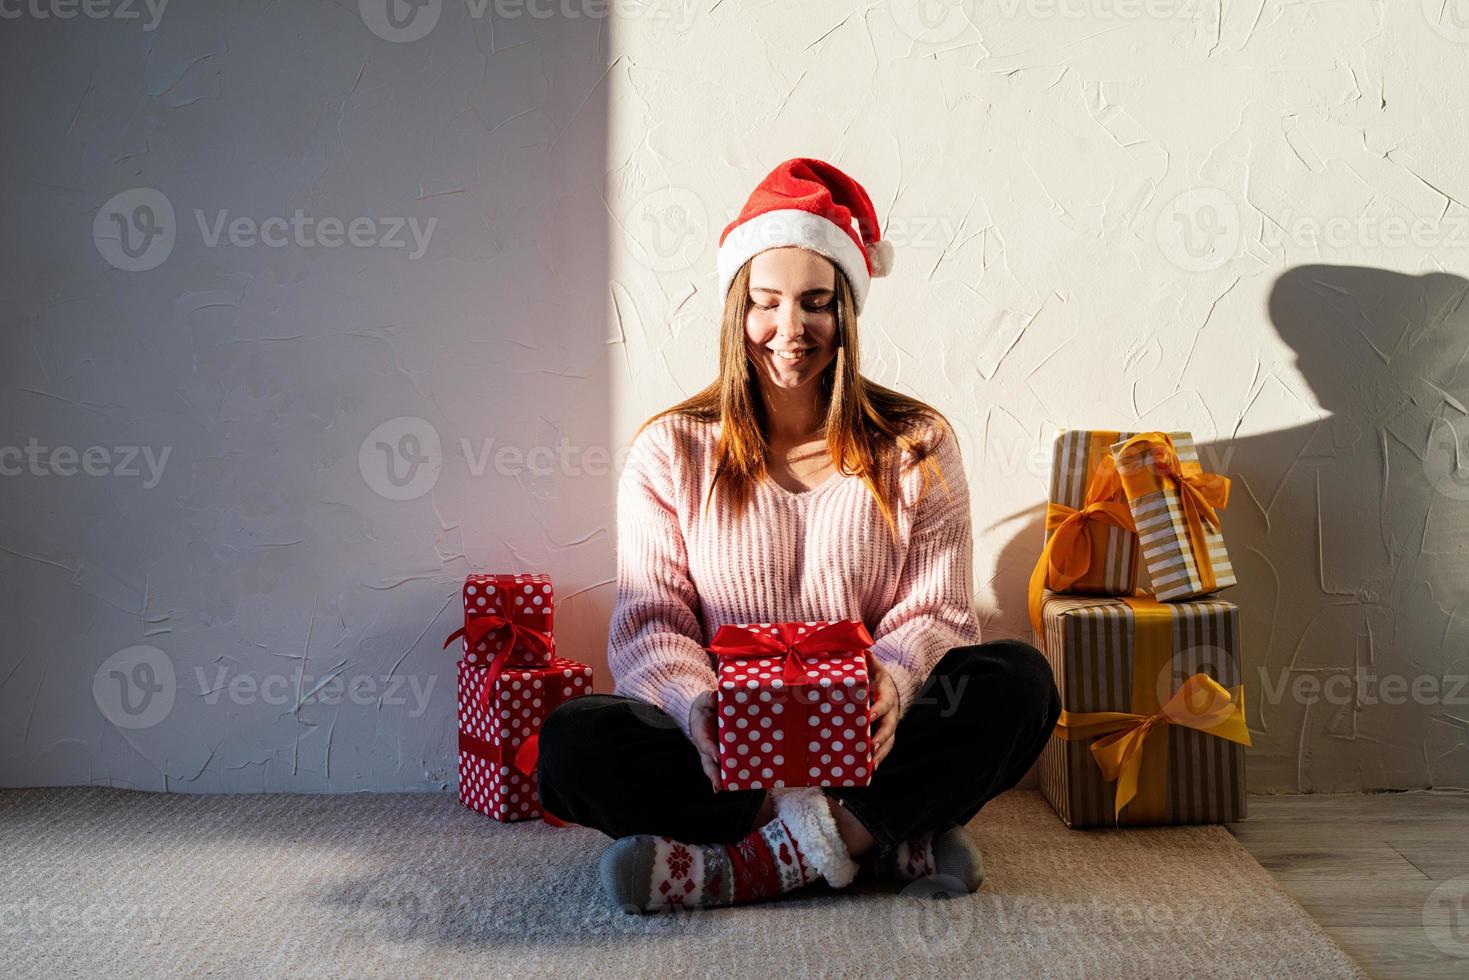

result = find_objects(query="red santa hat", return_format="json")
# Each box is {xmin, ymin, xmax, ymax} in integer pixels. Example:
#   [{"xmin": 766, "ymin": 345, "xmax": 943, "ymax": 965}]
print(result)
[{"xmin": 717, "ymin": 158, "xmax": 894, "ymax": 315}]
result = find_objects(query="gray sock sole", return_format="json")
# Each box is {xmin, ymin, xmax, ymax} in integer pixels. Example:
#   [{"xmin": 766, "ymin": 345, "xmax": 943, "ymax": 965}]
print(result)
[
  {"xmin": 929, "ymin": 823, "xmax": 985, "ymax": 893},
  {"xmin": 600, "ymin": 836, "xmax": 657, "ymax": 914}
]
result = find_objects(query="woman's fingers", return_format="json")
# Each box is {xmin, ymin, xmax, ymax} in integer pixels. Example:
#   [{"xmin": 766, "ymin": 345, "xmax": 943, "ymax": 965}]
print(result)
[
  {"xmin": 869, "ymin": 707, "xmax": 888, "ymax": 763},
  {"xmin": 698, "ymin": 751, "xmax": 718, "ymax": 789},
  {"xmin": 870, "ymin": 696, "xmax": 896, "ymax": 767},
  {"xmin": 863, "ymin": 657, "xmax": 899, "ymax": 769},
  {"xmin": 702, "ymin": 727, "xmax": 722, "ymax": 788},
  {"xmin": 869, "ymin": 708, "xmax": 893, "ymax": 769},
  {"xmin": 689, "ymin": 691, "xmax": 723, "ymax": 791},
  {"xmin": 865, "ymin": 652, "xmax": 887, "ymax": 718}
]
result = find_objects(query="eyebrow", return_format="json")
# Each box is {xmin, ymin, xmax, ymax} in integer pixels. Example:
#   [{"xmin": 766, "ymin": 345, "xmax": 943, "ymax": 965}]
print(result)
[{"xmin": 750, "ymin": 286, "xmax": 835, "ymax": 297}]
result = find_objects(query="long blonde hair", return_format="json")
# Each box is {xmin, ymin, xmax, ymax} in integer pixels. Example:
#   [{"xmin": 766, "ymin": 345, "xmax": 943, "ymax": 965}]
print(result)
[{"xmin": 634, "ymin": 257, "xmax": 957, "ymax": 542}]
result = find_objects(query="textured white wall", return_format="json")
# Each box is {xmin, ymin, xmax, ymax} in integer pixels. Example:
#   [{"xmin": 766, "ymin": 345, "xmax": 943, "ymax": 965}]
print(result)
[
  {"xmin": 4, "ymin": 1, "xmax": 1467, "ymax": 794},
  {"xmin": 1, "ymin": 2, "xmax": 615, "ymax": 791}
]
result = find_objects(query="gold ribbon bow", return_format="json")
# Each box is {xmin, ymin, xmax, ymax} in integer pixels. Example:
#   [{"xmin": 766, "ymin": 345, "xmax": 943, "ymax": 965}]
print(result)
[
  {"xmin": 1027, "ymin": 453, "xmax": 1136, "ymax": 643},
  {"xmin": 1055, "ymin": 672, "xmax": 1251, "ymax": 820},
  {"xmin": 1112, "ymin": 432, "xmax": 1231, "ymax": 592}
]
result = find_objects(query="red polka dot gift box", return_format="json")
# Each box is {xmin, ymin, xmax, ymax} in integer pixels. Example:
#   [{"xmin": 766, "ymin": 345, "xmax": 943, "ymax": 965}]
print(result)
[
  {"xmin": 706, "ymin": 619, "xmax": 875, "ymax": 792},
  {"xmin": 447, "ymin": 573, "xmax": 557, "ymax": 670},
  {"xmin": 442, "ymin": 573, "xmax": 592, "ymax": 823},
  {"xmin": 455, "ymin": 655, "xmax": 592, "ymax": 823}
]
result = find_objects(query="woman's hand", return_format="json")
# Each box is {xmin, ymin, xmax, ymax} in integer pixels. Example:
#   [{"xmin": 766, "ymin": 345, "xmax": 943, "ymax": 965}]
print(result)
[
  {"xmin": 688, "ymin": 690, "xmax": 722, "ymax": 791},
  {"xmin": 866, "ymin": 651, "xmax": 900, "ymax": 769}
]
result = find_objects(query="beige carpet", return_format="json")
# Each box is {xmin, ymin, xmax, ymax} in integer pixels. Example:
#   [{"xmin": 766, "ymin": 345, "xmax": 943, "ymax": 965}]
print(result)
[{"xmin": 0, "ymin": 788, "xmax": 1362, "ymax": 978}]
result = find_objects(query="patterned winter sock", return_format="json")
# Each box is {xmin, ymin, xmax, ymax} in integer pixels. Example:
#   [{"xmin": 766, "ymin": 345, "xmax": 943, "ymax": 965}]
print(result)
[
  {"xmin": 867, "ymin": 823, "xmax": 985, "ymax": 893},
  {"xmin": 600, "ymin": 787, "xmax": 858, "ymax": 913}
]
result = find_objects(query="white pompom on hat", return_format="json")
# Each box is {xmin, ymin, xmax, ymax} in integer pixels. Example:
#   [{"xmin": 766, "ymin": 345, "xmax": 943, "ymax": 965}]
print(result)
[{"xmin": 717, "ymin": 158, "xmax": 893, "ymax": 315}]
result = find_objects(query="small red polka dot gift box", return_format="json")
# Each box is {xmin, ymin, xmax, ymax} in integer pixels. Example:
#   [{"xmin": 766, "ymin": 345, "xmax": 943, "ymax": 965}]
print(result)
[
  {"xmin": 706, "ymin": 619, "xmax": 876, "ymax": 792},
  {"xmin": 454, "ymin": 655, "xmax": 593, "ymax": 822},
  {"xmin": 442, "ymin": 573, "xmax": 592, "ymax": 823},
  {"xmin": 447, "ymin": 573, "xmax": 557, "ymax": 670}
]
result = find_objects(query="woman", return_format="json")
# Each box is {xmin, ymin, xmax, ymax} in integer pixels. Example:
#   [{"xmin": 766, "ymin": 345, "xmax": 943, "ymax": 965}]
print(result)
[{"xmin": 537, "ymin": 158, "xmax": 1060, "ymax": 914}]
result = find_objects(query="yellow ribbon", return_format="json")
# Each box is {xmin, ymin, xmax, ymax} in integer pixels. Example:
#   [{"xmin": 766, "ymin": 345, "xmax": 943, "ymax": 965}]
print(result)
[
  {"xmin": 1055, "ymin": 672, "xmax": 1252, "ymax": 821},
  {"xmin": 1112, "ymin": 432, "xmax": 1231, "ymax": 593},
  {"xmin": 1028, "ymin": 452, "xmax": 1136, "ymax": 644}
]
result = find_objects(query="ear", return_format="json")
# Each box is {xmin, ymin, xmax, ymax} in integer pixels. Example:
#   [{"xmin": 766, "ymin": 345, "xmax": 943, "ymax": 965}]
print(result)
[{"xmin": 867, "ymin": 238, "xmax": 895, "ymax": 278}]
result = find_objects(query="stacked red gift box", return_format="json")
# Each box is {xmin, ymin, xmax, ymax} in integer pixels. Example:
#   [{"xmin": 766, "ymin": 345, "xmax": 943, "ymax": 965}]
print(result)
[{"xmin": 444, "ymin": 572, "xmax": 593, "ymax": 823}]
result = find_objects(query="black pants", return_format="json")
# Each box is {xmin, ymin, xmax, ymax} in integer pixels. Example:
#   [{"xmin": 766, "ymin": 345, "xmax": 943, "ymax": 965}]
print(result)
[{"xmin": 537, "ymin": 640, "xmax": 1061, "ymax": 855}]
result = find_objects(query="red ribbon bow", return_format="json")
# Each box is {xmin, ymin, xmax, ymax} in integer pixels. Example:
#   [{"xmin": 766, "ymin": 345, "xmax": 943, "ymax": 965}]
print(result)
[
  {"xmin": 444, "ymin": 606, "xmax": 555, "ymax": 708},
  {"xmin": 706, "ymin": 620, "xmax": 876, "ymax": 682}
]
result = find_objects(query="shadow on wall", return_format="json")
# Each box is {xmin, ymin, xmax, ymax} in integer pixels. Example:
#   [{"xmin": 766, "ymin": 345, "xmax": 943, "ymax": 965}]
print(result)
[
  {"xmin": 0, "ymin": 3, "xmax": 613, "ymax": 792},
  {"xmin": 995, "ymin": 265, "xmax": 1469, "ymax": 794}
]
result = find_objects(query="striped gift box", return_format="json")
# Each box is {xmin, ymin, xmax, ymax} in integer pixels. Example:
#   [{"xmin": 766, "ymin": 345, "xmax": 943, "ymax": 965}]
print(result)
[
  {"xmin": 1036, "ymin": 590, "xmax": 1248, "ymax": 828},
  {"xmin": 1043, "ymin": 430, "xmax": 1148, "ymax": 595},
  {"xmin": 1111, "ymin": 432, "xmax": 1235, "ymax": 601}
]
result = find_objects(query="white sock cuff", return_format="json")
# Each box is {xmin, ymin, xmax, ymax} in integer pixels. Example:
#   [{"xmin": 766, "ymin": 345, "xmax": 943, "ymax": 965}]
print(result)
[{"xmin": 772, "ymin": 787, "xmax": 860, "ymax": 888}]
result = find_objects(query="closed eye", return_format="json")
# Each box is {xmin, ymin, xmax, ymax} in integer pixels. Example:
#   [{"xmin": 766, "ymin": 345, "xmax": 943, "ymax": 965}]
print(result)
[{"xmin": 751, "ymin": 299, "xmax": 834, "ymax": 312}]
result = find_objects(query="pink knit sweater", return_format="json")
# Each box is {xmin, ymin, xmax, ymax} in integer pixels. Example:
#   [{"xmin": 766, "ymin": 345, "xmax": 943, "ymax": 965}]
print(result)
[{"xmin": 606, "ymin": 412, "xmax": 983, "ymax": 740}]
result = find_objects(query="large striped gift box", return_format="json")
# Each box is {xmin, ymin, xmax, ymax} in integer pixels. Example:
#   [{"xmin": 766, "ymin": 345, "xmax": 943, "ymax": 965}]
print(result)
[
  {"xmin": 1111, "ymin": 431, "xmax": 1235, "ymax": 602},
  {"xmin": 1036, "ymin": 590, "xmax": 1251, "ymax": 828}
]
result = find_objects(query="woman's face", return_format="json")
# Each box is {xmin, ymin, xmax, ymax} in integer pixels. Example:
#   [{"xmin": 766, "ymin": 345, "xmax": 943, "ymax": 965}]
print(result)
[{"xmin": 743, "ymin": 246, "xmax": 840, "ymax": 392}]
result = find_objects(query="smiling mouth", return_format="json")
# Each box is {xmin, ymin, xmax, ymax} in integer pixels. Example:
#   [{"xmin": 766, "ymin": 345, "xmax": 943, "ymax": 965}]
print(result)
[{"xmin": 770, "ymin": 347, "xmax": 813, "ymax": 361}]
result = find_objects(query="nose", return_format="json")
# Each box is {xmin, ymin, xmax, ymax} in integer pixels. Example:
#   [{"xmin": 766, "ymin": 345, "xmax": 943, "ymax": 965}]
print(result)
[{"xmin": 775, "ymin": 304, "xmax": 804, "ymax": 343}]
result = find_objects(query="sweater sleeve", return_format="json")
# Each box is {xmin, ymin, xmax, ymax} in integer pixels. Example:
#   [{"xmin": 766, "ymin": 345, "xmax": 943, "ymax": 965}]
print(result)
[
  {"xmin": 868, "ymin": 421, "xmax": 983, "ymax": 717},
  {"xmin": 606, "ymin": 420, "xmax": 718, "ymax": 740}
]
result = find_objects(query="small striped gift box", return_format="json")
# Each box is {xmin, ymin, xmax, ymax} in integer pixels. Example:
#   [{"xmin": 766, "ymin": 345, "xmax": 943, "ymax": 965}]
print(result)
[
  {"xmin": 1043, "ymin": 430, "xmax": 1146, "ymax": 595},
  {"xmin": 1036, "ymin": 590, "xmax": 1250, "ymax": 828},
  {"xmin": 1111, "ymin": 431, "xmax": 1236, "ymax": 602}
]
